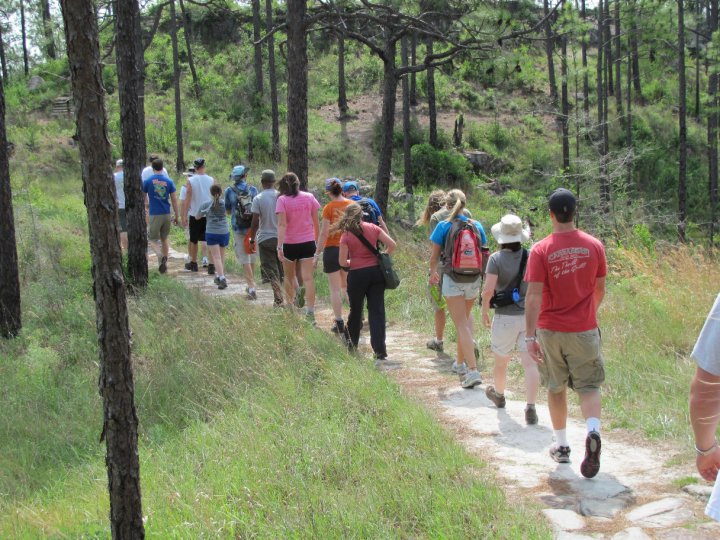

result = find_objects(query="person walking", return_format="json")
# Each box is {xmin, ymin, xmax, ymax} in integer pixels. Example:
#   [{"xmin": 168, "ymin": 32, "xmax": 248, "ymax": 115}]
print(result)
[
  {"xmin": 524, "ymin": 188, "xmax": 607, "ymax": 478},
  {"xmin": 481, "ymin": 214, "xmax": 540, "ymax": 425},
  {"xmin": 141, "ymin": 159, "xmax": 179, "ymax": 273},
  {"xmin": 341, "ymin": 180, "xmax": 390, "ymax": 234},
  {"xmin": 249, "ymin": 170, "xmax": 284, "ymax": 306},
  {"xmin": 113, "ymin": 159, "xmax": 128, "ymax": 251},
  {"xmin": 429, "ymin": 189, "xmax": 487, "ymax": 388},
  {"xmin": 142, "ymin": 154, "xmax": 168, "ymax": 181},
  {"xmin": 197, "ymin": 184, "xmax": 230, "ymax": 290},
  {"xmin": 335, "ymin": 203, "xmax": 397, "ymax": 359},
  {"xmin": 276, "ymin": 172, "xmax": 320, "ymax": 322},
  {"xmin": 182, "ymin": 158, "xmax": 215, "ymax": 274},
  {"xmin": 225, "ymin": 165, "xmax": 258, "ymax": 299},
  {"xmin": 315, "ymin": 178, "xmax": 353, "ymax": 334}
]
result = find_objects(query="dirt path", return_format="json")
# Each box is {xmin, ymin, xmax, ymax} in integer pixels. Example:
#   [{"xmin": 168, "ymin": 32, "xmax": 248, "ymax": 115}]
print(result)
[{"xmin": 162, "ymin": 249, "xmax": 720, "ymax": 539}]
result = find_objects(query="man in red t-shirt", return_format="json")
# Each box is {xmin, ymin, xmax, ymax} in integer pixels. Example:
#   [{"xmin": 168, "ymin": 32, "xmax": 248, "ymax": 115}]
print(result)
[{"xmin": 525, "ymin": 188, "xmax": 607, "ymax": 478}]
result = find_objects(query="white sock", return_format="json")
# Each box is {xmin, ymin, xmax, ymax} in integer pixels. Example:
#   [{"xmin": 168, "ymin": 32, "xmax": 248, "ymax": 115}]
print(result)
[
  {"xmin": 554, "ymin": 429, "xmax": 569, "ymax": 447},
  {"xmin": 435, "ymin": 337, "xmax": 443, "ymax": 342},
  {"xmin": 586, "ymin": 417, "xmax": 601, "ymax": 435},
  {"xmin": 335, "ymin": 317, "xmax": 343, "ymax": 322}
]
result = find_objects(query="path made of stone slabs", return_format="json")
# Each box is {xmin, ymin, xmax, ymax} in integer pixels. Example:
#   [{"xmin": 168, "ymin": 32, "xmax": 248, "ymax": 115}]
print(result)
[{"xmin": 160, "ymin": 248, "xmax": 720, "ymax": 539}]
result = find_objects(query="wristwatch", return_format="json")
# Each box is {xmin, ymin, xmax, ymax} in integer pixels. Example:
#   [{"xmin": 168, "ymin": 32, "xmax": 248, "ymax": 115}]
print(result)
[{"xmin": 695, "ymin": 440, "xmax": 719, "ymax": 456}]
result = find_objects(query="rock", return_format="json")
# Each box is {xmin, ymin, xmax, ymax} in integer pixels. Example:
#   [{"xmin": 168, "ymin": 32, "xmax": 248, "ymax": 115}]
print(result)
[
  {"xmin": 396, "ymin": 219, "xmax": 415, "ymax": 229},
  {"xmin": 391, "ymin": 190, "xmax": 413, "ymax": 202},
  {"xmin": 611, "ymin": 527, "xmax": 651, "ymax": 540},
  {"xmin": 626, "ymin": 498, "xmax": 693, "ymax": 528},
  {"xmin": 555, "ymin": 533, "xmax": 596, "ymax": 540},
  {"xmin": 578, "ymin": 494, "xmax": 632, "ymax": 518},
  {"xmin": 463, "ymin": 150, "xmax": 511, "ymax": 175},
  {"xmin": 682, "ymin": 484, "xmax": 713, "ymax": 500},
  {"xmin": 359, "ymin": 185, "xmax": 374, "ymax": 196},
  {"xmin": 27, "ymin": 75, "xmax": 44, "ymax": 91},
  {"xmin": 654, "ymin": 527, "xmax": 720, "ymax": 539},
  {"xmin": 542, "ymin": 508, "xmax": 585, "ymax": 531}
]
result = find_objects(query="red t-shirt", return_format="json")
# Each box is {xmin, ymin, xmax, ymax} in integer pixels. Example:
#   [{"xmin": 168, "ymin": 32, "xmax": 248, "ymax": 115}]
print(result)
[
  {"xmin": 524, "ymin": 230, "xmax": 607, "ymax": 332},
  {"xmin": 340, "ymin": 222, "xmax": 383, "ymax": 270}
]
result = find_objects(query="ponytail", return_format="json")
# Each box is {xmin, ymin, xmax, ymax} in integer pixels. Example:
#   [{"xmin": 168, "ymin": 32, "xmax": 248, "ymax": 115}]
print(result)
[
  {"xmin": 416, "ymin": 189, "xmax": 446, "ymax": 226},
  {"xmin": 445, "ymin": 189, "xmax": 467, "ymax": 222},
  {"xmin": 210, "ymin": 184, "xmax": 223, "ymax": 210}
]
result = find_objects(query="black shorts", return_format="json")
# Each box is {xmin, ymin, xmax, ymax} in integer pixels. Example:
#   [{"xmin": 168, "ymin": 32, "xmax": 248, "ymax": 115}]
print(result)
[
  {"xmin": 118, "ymin": 209, "xmax": 127, "ymax": 232},
  {"xmin": 283, "ymin": 241, "xmax": 316, "ymax": 262},
  {"xmin": 189, "ymin": 216, "xmax": 206, "ymax": 243},
  {"xmin": 323, "ymin": 246, "xmax": 342, "ymax": 273}
]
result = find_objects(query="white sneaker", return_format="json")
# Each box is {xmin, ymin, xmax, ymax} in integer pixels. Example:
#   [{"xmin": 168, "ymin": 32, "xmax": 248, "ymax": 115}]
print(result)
[
  {"xmin": 201, "ymin": 256, "xmax": 209, "ymax": 267},
  {"xmin": 184, "ymin": 254, "xmax": 191, "ymax": 263},
  {"xmin": 451, "ymin": 361, "xmax": 468, "ymax": 375},
  {"xmin": 461, "ymin": 370, "xmax": 482, "ymax": 389}
]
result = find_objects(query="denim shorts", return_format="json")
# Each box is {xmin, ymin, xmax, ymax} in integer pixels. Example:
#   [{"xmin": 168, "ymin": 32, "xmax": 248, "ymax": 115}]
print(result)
[
  {"xmin": 441, "ymin": 273, "xmax": 482, "ymax": 299},
  {"xmin": 205, "ymin": 232, "xmax": 230, "ymax": 247}
]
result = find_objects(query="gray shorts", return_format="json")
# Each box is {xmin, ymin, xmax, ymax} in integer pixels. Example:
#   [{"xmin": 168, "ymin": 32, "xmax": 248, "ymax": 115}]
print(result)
[
  {"xmin": 148, "ymin": 214, "xmax": 171, "ymax": 241},
  {"xmin": 233, "ymin": 230, "xmax": 257, "ymax": 265},
  {"xmin": 537, "ymin": 328, "xmax": 605, "ymax": 394}
]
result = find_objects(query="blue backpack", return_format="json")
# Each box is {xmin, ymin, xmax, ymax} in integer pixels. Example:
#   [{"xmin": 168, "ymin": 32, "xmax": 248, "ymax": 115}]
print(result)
[{"xmin": 358, "ymin": 197, "xmax": 380, "ymax": 225}]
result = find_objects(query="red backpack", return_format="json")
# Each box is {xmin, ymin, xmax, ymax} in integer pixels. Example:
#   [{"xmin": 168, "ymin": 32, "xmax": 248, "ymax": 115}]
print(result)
[{"xmin": 441, "ymin": 220, "xmax": 488, "ymax": 282}]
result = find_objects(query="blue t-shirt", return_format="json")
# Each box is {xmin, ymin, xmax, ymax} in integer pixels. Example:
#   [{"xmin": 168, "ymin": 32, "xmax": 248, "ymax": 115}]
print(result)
[
  {"xmin": 142, "ymin": 174, "xmax": 176, "ymax": 215},
  {"xmin": 224, "ymin": 181, "xmax": 258, "ymax": 232},
  {"xmin": 429, "ymin": 214, "xmax": 487, "ymax": 246},
  {"xmin": 349, "ymin": 195, "xmax": 383, "ymax": 217}
]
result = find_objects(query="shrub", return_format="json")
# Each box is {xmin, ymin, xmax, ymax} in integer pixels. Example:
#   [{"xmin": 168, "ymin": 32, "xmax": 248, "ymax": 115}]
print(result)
[{"xmin": 410, "ymin": 143, "xmax": 472, "ymax": 188}]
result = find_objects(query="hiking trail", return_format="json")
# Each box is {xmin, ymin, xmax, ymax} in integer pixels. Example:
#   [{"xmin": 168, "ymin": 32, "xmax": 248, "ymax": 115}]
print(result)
[{"xmin": 161, "ymin": 248, "xmax": 720, "ymax": 539}]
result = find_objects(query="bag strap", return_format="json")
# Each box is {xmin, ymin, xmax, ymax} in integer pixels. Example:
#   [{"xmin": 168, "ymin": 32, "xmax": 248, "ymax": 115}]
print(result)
[
  {"xmin": 351, "ymin": 230, "xmax": 381, "ymax": 259},
  {"xmin": 511, "ymin": 248, "xmax": 528, "ymax": 290}
]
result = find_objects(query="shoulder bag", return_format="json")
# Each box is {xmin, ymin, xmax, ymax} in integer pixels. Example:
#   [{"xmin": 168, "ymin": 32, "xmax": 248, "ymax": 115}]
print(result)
[
  {"xmin": 489, "ymin": 248, "xmax": 528, "ymax": 308},
  {"xmin": 352, "ymin": 231, "xmax": 401, "ymax": 290}
]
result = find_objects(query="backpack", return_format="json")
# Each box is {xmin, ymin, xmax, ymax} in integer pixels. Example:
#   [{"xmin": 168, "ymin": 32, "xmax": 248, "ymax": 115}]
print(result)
[
  {"xmin": 231, "ymin": 185, "xmax": 254, "ymax": 229},
  {"xmin": 441, "ymin": 219, "xmax": 487, "ymax": 282},
  {"xmin": 357, "ymin": 198, "xmax": 380, "ymax": 225},
  {"xmin": 489, "ymin": 249, "xmax": 528, "ymax": 308}
]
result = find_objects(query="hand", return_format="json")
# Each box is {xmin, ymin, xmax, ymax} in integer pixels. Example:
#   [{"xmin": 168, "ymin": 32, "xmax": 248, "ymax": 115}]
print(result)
[
  {"xmin": 697, "ymin": 448, "xmax": 720, "ymax": 481},
  {"xmin": 527, "ymin": 340, "xmax": 544, "ymax": 364},
  {"xmin": 277, "ymin": 248, "xmax": 285, "ymax": 263},
  {"xmin": 482, "ymin": 311, "xmax": 491, "ymax": 328},
  {"xmin": 313, "ymin": 253, "xmax": 319, "ymax": 269},
  {"xmin": 429, "ymin": 271, "xmax": 440, "ymax": 285},
  {"xmin": 182, "ymin": 216, "xmax": 188, "ymax": 228},
  {"xmin": 172, "ymin": 215, "xmax": 179, "ymax": 226}
]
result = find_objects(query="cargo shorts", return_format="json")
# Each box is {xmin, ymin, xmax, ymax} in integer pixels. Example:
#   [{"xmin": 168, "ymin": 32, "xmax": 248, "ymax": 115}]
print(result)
[{"xmin": 537, "ymin": 328, "xmax": 605, "ymax": 393}]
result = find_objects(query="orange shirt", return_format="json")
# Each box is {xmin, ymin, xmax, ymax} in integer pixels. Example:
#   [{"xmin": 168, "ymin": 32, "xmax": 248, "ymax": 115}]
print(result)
[{"xmin": 322, "ymin": 199, "xmax": 353, "ymax": 247}]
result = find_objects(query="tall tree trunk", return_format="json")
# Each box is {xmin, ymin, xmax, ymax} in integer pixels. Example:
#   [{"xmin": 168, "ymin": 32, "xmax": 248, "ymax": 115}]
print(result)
[
  {"xmin": 605, "ymin": 0, "xmax": 613, "ymax": 96},
  {"xmin": 0, "ymin": 73, "xmax": 21, "ymax": 338},
  {"xmin": 695, "ymin": 0, "xmax": 701, "ymax": 120},
  {"xmin": 169, "ymin": 0, "xmax": 184, "ymax": 173},
  {"xmin": 337, "ymin": 32, "xmax": 349, "ymax": 118},
  {"xmin": 678, "ymin": 0, "xmax": 688, "ymax": 242},
  {"xmin": 710, "ymin": 0, "xmax": 719, "ymax": 247},
  {"xmin": 401, "ymin": 36, "xmax": 412, "ymax": 195},
  {"xmin": 543, "ymin": 0, "xmax": 558, "ymax": 106},
  {"xmin": 426, "ymin": 37, "xmax": 438, "ymax": 148},
  {"xmin": 266, "ymin": 0, "xmax": 280, "ymax": 162},
  {"xmin": 178, "ymin": 0, "xmax": 201, "ymax": 99},
  {"xmin": 561, "ymin": 34, "xmax": 570, "ymax": 171},
  {"xmin": 597, "ymin": 0, "xmax": 610, "ymax": 214},
  {"xmin": 581, "ymin": 0, "xmax": 589, "ymax": 119},
  {"xmin": 251, "ymin": 0, "xmax": 263, "ymax": 97},
  {"xmin": 630, "ymin": 2, "xmax": 642, "ymax": 101},
  {"xmin": 286, "ymin": 0, "xmax": 308, "ymax": 190},
  {"xmin": 614, "ymin": 0, "xmax": 623, "ymax": 119},
  {"xmin": 0, "ymin": 24, "xmax": 8, "ymax": 80},
  {"xmin": 115, "ymin": 0, "xmax": 149, "ymax": 289},
  {"xmin": 59, "ymin": 1, "xmax": 144, "ymax": 537},
  {"xmin": 626, "ymin": 29, "xmax": 633, "ymax": 187},
  {"xmin": 597, "ymin": 0, "xmax": 605, "ymax": 140},
  {"xmin": 410, "ymin": 32, "xmax": 417, "ymax": 106},
  {"xmin": 20, "ymin": 0, "xmax": 29, "ymax": 76},
  {"xmin": 375, "ymin": 44, "xmax": 398, "ymax": 216},
  {"xmin": 40, "ymin": 0, "xmax": 56, "ymax": 59}
]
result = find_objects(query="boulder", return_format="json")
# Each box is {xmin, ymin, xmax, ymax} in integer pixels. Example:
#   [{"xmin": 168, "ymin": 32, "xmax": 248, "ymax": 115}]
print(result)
[
  {"xmin": 27, "ymin": 75, "xmax": 44, "ymax": 91},
  {"xmin": 463, "ymin": 150, "xmax": 511, "ymax": 175},
  {"xmin": 391, "ymin": 190, "xmax": 413, "ymax": 203}
]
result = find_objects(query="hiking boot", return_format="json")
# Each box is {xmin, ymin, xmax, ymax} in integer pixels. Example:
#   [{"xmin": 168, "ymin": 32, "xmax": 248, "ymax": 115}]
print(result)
[
  {"xmin": 451, "ymin": 360, "xmax": 468, "ymax": 375},
  {"xmin": 426, "ymin": 338, "xmax": 444, "ymax": 352},
  {"xmin": 217, "ymin": 277, "xmax": 228, "ymax": 290},
  {"xmin": 525, "ymin": 404, "xmax": 538, "ymax": 425},
  {"xmin": 461, "ymin": 370, "xmax": 482, "ymax": 389},
  {"xmin": 246, "ymin": 287, "xmax": 257, "ymax": 300},
  {"xmin": 331, "ymin": 320, "xmax": 345, "ymax": 334},
  {"xmin": 159, "ymin": 256, "xmax": 168, "ymax": 274},
  {"xmin": 485, "ymin": 385, "xmax": 506, "ymax": 408},
  {"xmin": 580, "ymin": 431, "xmax": 602, "ymax": 479},
  {"xmin": 373, "ymin": 352, "xmax": 388, "ymax": 360},
  {"xmin": 549, "ymin": 445, "xmax": 571, "ymax": 464},
  {"xmin": 213, "ymin": 276, "xmax": 221, "ymax": 285},
  {"xmin": 184, "ymin": 261, "xmax": 198, "ymax": 272},
  {"xmin": 305, "ymin": 311, "xmax": 316, "ymax": 326},
  {"xmin": 201, "ymin": 256, "xmax": 209, "ymax": 267},
  {"xmin": 295, "ymin": 286, "xmax": 306, "ymax": 308},
  {"xmin": 207, "ymin": 264, "xmax": 215, "ymax": 275}
]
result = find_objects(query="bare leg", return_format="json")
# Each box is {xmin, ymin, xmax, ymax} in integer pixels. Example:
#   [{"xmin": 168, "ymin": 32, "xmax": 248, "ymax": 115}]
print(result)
[
  {"xmin": 328, "ymin": 270, "xmax": 344, "ymax": 319},
  {"xmin": 548, "ymin": 388, "xmax": 568, "ymax": 430},
  {"xmin": 120, "ymin": 232, "xmax": 128, "ymax": 251},
  {"xmin": 492, "ymin": 353, "xmax": 511, "ymax": 395},
  {"xmin": 579, "ymin": 390, "xmax": 601, "ymax": 421},
  {"xmin": 161, "ymin": 237, "xmax": 170, "ymax": 258},
  {"xmin": 446, "ymin": 296, "xmax": 477, "ymax": 369},
  {"xmin": 520, "ymin": 351, "xmax": 540, "ymax": 404},
  {"xmin": 282, "ymin": 259, "xmax": 297, "ymax": 305},
  {"xmin": 434, "ymin": 308, "xmax": 446, "ymax": 341},
  {"xmin": 300, "ymin": 258, "xmax": 316, "ymax": 309},
  {"xmin": 189, "ymin": 241, "xmax": 198, "ymax": 262},
  {"xmin": 208, "ymin": 245, "xmax": 224, "ymax": 276},
  {"xmin": 200, "ymin": 241, "xmax": 207, "ymax": 260},
  {"xmin": 244, "ymin": 263, "xmax": 256, "ymax": 289}
]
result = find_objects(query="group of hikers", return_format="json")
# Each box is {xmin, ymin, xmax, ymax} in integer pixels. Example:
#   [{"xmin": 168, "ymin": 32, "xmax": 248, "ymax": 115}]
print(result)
[{"xmin": 114, "ymin": 156, "xmax": 607, "ymax": 479}]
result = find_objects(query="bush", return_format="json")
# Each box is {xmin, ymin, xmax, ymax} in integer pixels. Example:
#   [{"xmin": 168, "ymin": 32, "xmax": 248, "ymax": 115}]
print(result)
[
  {"xmin": 410, "ymin": 143, "xmax": 472, "ymax": 188},
  {"xmin": 371, "ymin": 116, "xmax": 423, "ymax": 154}
]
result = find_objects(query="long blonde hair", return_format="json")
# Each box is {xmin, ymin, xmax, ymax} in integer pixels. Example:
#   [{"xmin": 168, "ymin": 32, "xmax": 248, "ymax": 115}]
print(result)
[
  {"xmin": 416, "ymin": 189, "xmax": 446, "ymax": 226},
  {"xmin": 445, "ymin": 189, "xmax": 467, "ymax": 221},
  {"xmin": 330, "ymin": 202, "xmax": 363, "ymax": 236},
  {"xmin": 211, "ymin": 184, "xmax": 223, "ymax": 210}
]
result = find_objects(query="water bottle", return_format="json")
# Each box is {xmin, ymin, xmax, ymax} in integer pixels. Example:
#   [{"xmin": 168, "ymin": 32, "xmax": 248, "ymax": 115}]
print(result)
[{"xmin": 512, "ymin": 288, "xmax": 521, "ymax": 303}]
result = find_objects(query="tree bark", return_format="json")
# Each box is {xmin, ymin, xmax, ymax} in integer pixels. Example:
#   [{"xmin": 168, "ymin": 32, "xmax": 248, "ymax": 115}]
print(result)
[
  {"xmin": 604, "ymin": 0, "xmax": 613, "ymax": 97},
  {"xmin": 626, "ymin": 28, "xmax": 633, "ymax": 188},
  {"xmin": 169, "ymin": 0, "xmax": 184, "ymax": 173},
  {"xmin": 266, "ymin": 0, "xmax": 280, "ymax": 162},
  {"xmin": 561, "ymin": 33, "xmax": 570, "ymax": 171},
  {"xmin": 40, "ymin": 0, "xmax": 57, "ymax": 60},
  {"xmin": 695, "ymin": 0, "xmax": 701, "ymax": 121},
  {"xmin": 710, "ymin": 0, "xmax": 719, "ymax": 247},
  {"xmin": 426, "ymin": 37, "xmax": 438, "ymax": 148},
  {"xmin": 375, "ymin": 43, "xmax": 398, "ymax": 216},
  {"xmin": 115, "ymin": 0, "xmax": 149, "ymax": 289},
  {"xmin": 581, "ymin": 0, "xmax": 589, "ymax": 119},
  {"xmin": 597, "ymin": 0, "xmax": 610, "ymax": 214},
  {"xmin": 20, "ymin": 0, "xmax": 29, "ymax": 76},
  {"xmin": 178, "ymin": 0, "xmax": 201, "ymax": 99},
  {"xmin": 337, "ymin": 31, "xmax": 349, "ymax": 118},
  {"xmin": 286, "ymin": 0, "xmax": 309, "ymax": 190},
  {"xmin": 543, "ymin": 0, "xmax": 558, "ymax": 106},
  {"xmin": 678, "ymin": 0, "xmax": 688, "ymax": 242},
  {"xmin": 0, "ymin": 72, "xmax": 21, "ymax": 338},
  {"xmin": 0, "ymin": 23, "xmax": 8, "ymax": 80},
  {"xmin": 401, "ymin": 36, "xmax": 412, "ymax": 195},
  {"xmin": 613, "ymin": 0, "xmax": 623, "ymax": 120},
  {"xmin": 251, "ymin": 0, "xmax": 263, "ymax": 97},
  {"xmin": 597, "ymin": 0, "xmax": 605, "ymax": 141},
  {"xmin": 630, "ymin": 2, "xmax": 642, "ymax": 101},
  {"xmin": 410, "ymin": 32, "xmax": 417, "ymax": 106},
  {"xmin": 59, "ymin": 0, "xmax": 144, "ymax": 537}
]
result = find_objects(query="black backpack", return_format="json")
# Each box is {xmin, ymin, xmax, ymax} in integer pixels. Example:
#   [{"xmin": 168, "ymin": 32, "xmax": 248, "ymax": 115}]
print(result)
[
  {"xmin": 357, "ymin": 197, "xmax": 380, "ymax": 225},
  {"xmin": 231, "ymin": 186, "xmax": 254, "ymax": 229}
]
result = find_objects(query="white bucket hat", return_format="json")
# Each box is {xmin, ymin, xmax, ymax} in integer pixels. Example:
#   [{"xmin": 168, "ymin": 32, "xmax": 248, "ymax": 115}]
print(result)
[{"xmin": 491, "ymin": 214, "xmax": 530, "ymax": 244}]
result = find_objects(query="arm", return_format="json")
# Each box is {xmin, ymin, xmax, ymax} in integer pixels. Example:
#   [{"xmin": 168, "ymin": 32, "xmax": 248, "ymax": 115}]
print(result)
[
  {"xmin": 312, "ymin": 210, "xmax": 320, "ymax": 243},
  {"xmin": 182, "ymin": 182, "xmax": 192, "ymax": 227},
  {"xmin": 249, "ymin": 213, "xmax": 260, "ymax": 240},
  {"xmin": 429, "ymin": 243, "xmax": 442, "ymax": 285},
  {"xmin": 481, "ymin": 273, "xmax": 499, "ymax": 328},
  {"xmin": 276, "ymin": 212, "xmax": 287, "ymax": 262},
  {"xmin": 316, "ymin": 218, "xmax": 330, "ymax": 254},
  {"xmin": 377, "ymin": 229, "xmax": 396, "ymax": 254},
  {"xmin": 339, "ymin": 243, "xmax": 349, "ymax": 269},
  {"xmin": 170, "ymin": 192, "xmax": 180, "ymax": 225},
  {"xmin": 690, "ymin": 366, "xmax": 720, "ymax": 481},
  {"xmin": 524, "ymin": 281, "xmax": 544, "ymax": 363},
  {"xmin": 594, "ymin": 276, "xmax": 606, "ymax": 311},
  {"xmin": 225, "ymin": 188, "xmax": 233, "ymax": 217},
  {"xmin": 377, "ymin": 215, "xmax": 390, "ymax": 235}
]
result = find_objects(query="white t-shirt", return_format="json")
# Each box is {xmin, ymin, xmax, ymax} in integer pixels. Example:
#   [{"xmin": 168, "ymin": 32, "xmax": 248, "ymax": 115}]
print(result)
[
  {"xmin": 692, "ymin": 293, "xmax": 720, "ymax": 376},
  {"xmin": 114, "ymin": 171, "xmax": 125, "ymax": 209},
  {"xmin": 187, "ymin": 174, "xmax": 214, "ymax": 218},
  {"xmin": 141, "ymin": 166, "xmax": 169, "ymax": 181}
]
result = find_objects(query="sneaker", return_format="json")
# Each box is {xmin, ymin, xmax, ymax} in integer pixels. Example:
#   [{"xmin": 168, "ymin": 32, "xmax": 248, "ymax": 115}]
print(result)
[
  {"xmin": 217, "ymin": 277, "xmax": 228, "ymax": 290},
  {"xmin": 201, "ymin": 256, "xmax": 209, "ymax": 267},
  {"xmin": 159, "ymin": 256, "xmax": 168, "ymax": 274},
  {"xmin": 580, "ymin": 431, "xmax": 602, "ymax": 479},
  {"xmin": 214, "ymin": 276, "xmax": 221, "ymax": 285},
  {"xmin": 331, "ymin": 320, "xmax": 345, "ymax": 334},
  {"xmin": 485, "ymin": 385, "xmax": 506, "ymax": 408},
  {"xmin": 451, "ymin": 360, "xmax": 468, "ymax": 375},
  {"xmin": 184, "ymin": 261, "xmax": 198, "ymax": 272},
  {"xmin": 207, "ymin": 264, "xmax": 215, "ymax": 275},
  {"xmin": 373, "ymin": 352, "xmax": 388, "ymax": 360},
  {"xmin": 461, "ymin": 370, "xmax": 482, "ymax": 389},
  {"xmin": 426, "ymin": 338, "xmax": 444, "ymax": 352},
  {"xmin": 295, "ymin": 286, "xmax": 306, "ymax": 308},
  {"xmin": 305, "ymin": 311, "xmax": 316, "ymax": 326},
  {"xmin": 525, "ymin": 405, "xmax": 538, "ymax": 425},
  {"xmin": 549, "ymin": 445, "xmax": 571, "ymax": 464},
  {"xmin": 246, "ymin": 287, "xmax": 257, "ymax": 300}
]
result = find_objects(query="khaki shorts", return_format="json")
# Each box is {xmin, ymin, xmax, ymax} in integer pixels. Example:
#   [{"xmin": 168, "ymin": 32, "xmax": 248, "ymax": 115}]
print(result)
[
  {"xmin": 233, "ymin": 230, "xmax": 257, "ymax": 265},
  {"xmin": 537, "ymin": 328, "xmax": 605, "ymax": 394},
  {"xmin": 491, "ymin": 314, "xmax": 527, "ymax": 355},
  {"xmin": 148, "ymin": 214, "xmax": 171, "ymax": 241},
  {"xmin": 441, "ymin": 273, "xmax": 482, "ymax": 299}
]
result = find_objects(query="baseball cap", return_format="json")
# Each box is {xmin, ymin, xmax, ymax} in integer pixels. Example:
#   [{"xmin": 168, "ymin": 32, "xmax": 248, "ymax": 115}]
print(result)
[
  {"xmin": 193, "ymin": 157, "xmax": 206, "ymax": 169},
  {"xmin": 325, "ymin": 177, "xmax": 341, "ymax": 190},
  {"xmin": 115, "ymin": 159, "xmax": 123, "ymax": 167},
  {"xmin": 261, "ymin": 169, "xmax": 276, "ymax": 183},
  {"xmin": 548, "ymin": 188, "xmax": 576, "ymax": 215},
  {"xmin": 231, "ymin": 165, "xmax": 248, "ymax": 178},
  {"xmin": 343, "ymin": 180, "xmax": 359, "ymax": 192}
]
